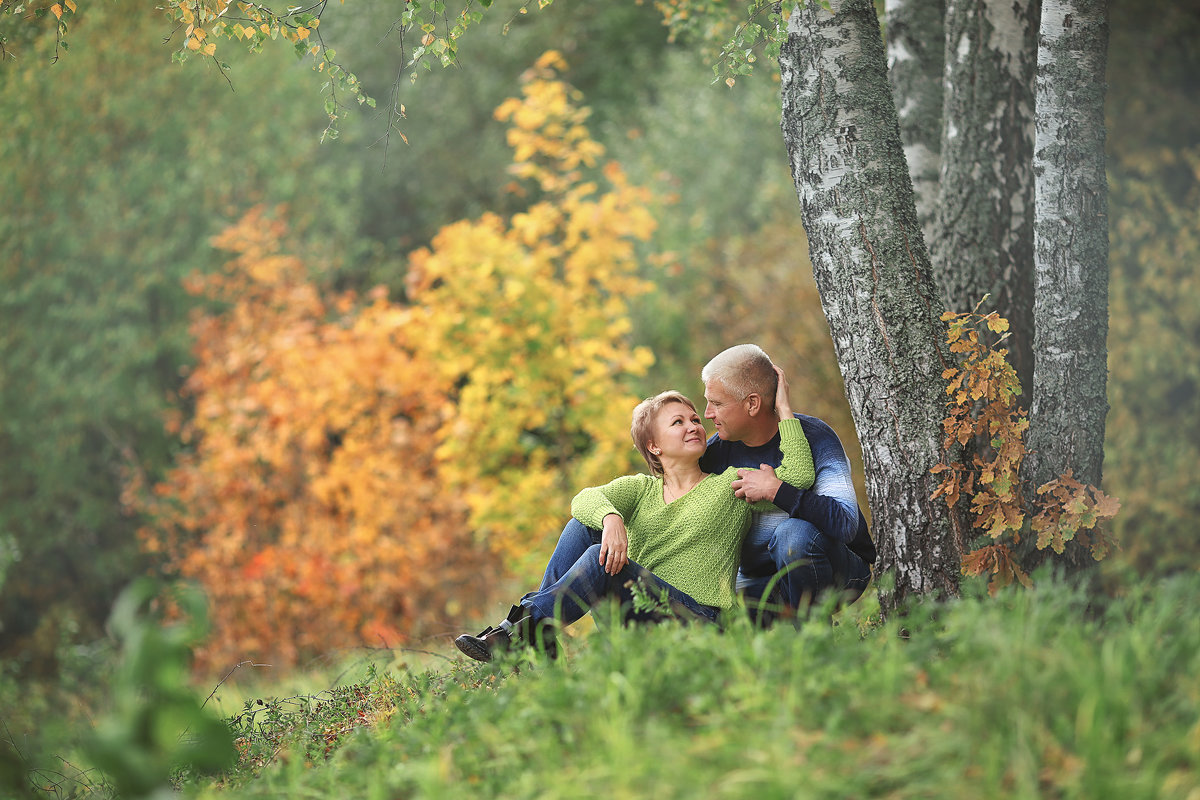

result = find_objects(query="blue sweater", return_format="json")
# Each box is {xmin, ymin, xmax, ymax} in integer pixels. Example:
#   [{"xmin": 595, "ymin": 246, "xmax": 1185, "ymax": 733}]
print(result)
[{"xmin": 699, "ymin": 413, "xmax": 876, "ymax": 564}]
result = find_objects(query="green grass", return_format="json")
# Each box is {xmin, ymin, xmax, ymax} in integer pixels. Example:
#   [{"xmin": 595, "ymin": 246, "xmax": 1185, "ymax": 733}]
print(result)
[{"xmin": 182, "ymin": 573, "xmax": 1199, "ymax": 800}]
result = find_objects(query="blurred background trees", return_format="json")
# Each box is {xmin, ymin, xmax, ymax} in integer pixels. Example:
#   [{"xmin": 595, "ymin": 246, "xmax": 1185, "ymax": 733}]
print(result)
[
  {"xmin": 1, "ymin": 0, "xmax": 1196, "ymax": 678},
  {"xmin": 0, "ymin": 1, "xmax": 364, "ymax": 674}
]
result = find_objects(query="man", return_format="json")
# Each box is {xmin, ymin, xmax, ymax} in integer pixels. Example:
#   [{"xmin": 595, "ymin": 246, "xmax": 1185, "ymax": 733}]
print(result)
[
  {"xmin": 700, "ymin": 344, "xmax": 874, "ymax": 621},
  {"xmin": 524, "ymin": 343, "xmax": 873, "ymax": 626}
]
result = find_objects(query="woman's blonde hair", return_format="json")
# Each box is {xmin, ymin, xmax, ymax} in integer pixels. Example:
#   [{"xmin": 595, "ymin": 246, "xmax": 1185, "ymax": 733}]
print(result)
[{"xmin": 630, "ymin": 390, "xmax": 698, "ymax": 477}]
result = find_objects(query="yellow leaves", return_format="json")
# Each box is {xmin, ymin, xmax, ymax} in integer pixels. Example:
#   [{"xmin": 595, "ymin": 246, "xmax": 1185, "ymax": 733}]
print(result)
[
  {"xmin": 936, "ymin": 306, "xmax": 1118, "ymax": 588},
  {"xmin": 50, "ymin": 4, "xmax": 63, "ymax": 19},
  {"xmin": 1032, "ymin": 471, "xmax": 1121, "ymax": 557},
  {"xmin": 404, "ymin": 54, "xmax": 660, "ymax": 569},
  {"xmin": 495, "ymin": 52, "xmax": 609, "ymax": 195},
  {"xmin": 961, "ymin": 544, "xmax": 1032, "ymax": 596},
  {"xmin": 533, "ymin": 49, "xmax": 567, "ymax": 72},
  {"xmin": 182, "ymin": 24, "xmax": 215, "ymax": 55}
]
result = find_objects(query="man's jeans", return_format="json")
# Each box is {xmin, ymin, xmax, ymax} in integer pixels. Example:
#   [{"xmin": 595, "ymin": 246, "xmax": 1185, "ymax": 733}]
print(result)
[
  {"xmin": 521, "ymin": 519, "xmax": 719, "ymax": 625},
  {"xmin": 737, "ymin": 514, "xmax": 872, "ymax": 621}
]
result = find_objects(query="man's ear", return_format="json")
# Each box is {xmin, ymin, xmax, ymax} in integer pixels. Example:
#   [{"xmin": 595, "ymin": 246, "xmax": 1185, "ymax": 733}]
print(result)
[{"xmin": 744, "ymin": 392, "xmax": 763, "ymax": 417}]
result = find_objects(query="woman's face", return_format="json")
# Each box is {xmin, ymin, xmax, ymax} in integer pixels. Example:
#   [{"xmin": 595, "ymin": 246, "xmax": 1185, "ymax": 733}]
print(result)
[{"xmin": 651, "ymin": 401, "xmax": 708, "ymax": 461}]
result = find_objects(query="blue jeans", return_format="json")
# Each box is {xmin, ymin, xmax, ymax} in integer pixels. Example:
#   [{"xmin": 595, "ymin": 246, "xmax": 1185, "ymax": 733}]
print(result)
[
  {"xmin": 533, "ymin": 518, "xmax": 599, "ymax": 592},
  {"xmin": 737, "ymin": 516, "xmax": 871, "ymax": 620},
  {"xmin": 522, "ymin": 523, "xmax": 719, "ymax": 626}
]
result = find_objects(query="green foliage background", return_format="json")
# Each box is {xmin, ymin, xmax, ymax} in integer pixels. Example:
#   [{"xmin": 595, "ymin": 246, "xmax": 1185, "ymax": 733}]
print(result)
[
  {"xmin": 1102, "ymin": 0, "xmax": 1200, "ymax": 576},
  {"xmin": 0, "ymin": 2, "xmax": 364, "ymax": 670}
]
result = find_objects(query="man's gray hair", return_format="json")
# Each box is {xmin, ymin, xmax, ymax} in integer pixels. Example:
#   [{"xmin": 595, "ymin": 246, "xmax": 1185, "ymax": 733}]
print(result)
[{"xmin": 701, "ymin": 344, "xmax": 776, "ymax": 403}]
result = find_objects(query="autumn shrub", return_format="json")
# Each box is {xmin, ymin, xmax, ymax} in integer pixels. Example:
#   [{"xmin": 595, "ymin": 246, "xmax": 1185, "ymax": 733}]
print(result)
[
  {"xmin": 133, "ymin": 206, "xmax": 487, "ymax": 673},
  {"xmin": 933, "ymin": 306, "xmax": 1119, "ymax": 593},
  {"xmin": 133, "ymin": 52, "xmax": 660, "ymax": 672}
]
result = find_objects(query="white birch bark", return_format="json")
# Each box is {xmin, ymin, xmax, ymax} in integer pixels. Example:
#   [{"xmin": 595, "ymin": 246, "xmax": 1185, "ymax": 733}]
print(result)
[
  {"xmin": 933, "ymin": 0, "xmax": 1040, "ymax": 393},
  {"xmin": 886, "ymin": 0, "xmax": 945, "ymax": 247},
  {"xmin": 779, "ymin": 0, "xmax": 963, "ymax": 610},
  {"xmin": 1026, "ymin": 0, "xmax": 1110, "ymax": 498}
]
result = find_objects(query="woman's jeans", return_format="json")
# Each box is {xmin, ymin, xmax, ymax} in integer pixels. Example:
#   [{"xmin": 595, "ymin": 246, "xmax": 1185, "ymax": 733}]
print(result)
[{"xmin": 520, "ymin": 520, "xmax": 719, "ymax": 626}]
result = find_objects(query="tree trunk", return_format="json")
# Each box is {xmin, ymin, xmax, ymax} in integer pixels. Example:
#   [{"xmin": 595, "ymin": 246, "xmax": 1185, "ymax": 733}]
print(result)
[
  {"xmin": 779, "ymin": 0, "xmax": 963, "ymax": 611},
  {"xmin": 1025, "ymin": 0, "xmax": 1110, "ymax": 503},
  {"xmin": 885, "ymin": 0, "xmax": 945, "ymax": 246},
  {"xmin": 932, "ymin": 0, "xmax": 1040, "ymax": 396}
]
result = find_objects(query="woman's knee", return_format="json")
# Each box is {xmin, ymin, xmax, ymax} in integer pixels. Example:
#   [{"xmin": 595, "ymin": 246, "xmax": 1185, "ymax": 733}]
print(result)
[{"xmin": 559, "ymin": 517, "xmax": 599, "ymax": 546}]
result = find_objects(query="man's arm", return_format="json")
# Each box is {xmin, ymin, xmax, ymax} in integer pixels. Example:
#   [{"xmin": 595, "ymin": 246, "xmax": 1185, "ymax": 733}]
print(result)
[
  {"xmin": 772, "ymin": 417, "xmax": 861, "ymax": 544},
  {"xmin": 733, "ymin": 415, "xmax": 862, "ymax": 545}
]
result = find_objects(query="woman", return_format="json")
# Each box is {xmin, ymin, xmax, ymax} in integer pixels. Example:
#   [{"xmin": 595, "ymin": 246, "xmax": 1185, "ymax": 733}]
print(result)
[{"xmin": 453, "ymin": 368, "xmax": 813, "ymax": 662}]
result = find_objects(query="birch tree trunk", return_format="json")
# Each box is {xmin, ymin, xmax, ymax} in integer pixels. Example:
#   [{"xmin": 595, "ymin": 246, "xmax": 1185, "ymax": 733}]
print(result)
[
  {"xmin": 779, "ymin": 0, "xmax": 963, "ymax": 610},
  {"xmin": 886, "ymin": 0, "xmax": 945, "ymax": 246},
  {"xmin": 934, "ymin": 0, "xmax": 1040, "ymax": 394},
  {"xmin": 1025, "ymin": 0, "xmax": 1110, "ymax": 512}
]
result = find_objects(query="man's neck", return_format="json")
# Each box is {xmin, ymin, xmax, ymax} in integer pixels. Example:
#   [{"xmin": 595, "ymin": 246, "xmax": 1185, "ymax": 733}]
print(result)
[{"xmin": 739, "ymin": 417, "xmax": 781, "ymax": 448}]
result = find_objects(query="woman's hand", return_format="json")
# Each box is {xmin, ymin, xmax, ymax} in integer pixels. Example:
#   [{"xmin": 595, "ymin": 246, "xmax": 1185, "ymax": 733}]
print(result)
[
  {"xmin": 599, "ymin": 513, "xmax": 629, "ymax": 575},
  {"xmin": 774, "ymin": 364, "xmax": 794, "ymax": 421}
]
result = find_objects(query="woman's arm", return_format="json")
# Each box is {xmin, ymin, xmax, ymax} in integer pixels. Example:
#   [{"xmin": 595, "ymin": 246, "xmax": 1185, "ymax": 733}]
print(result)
[
  {"xmin": 774, "ymin": 418, "xmax": 815, "ymax": 490},
  {"xmin": 570, "ymin": 474, "xmax": 649, "ymax": 528},
  {"xmin": 571, "ymin": 474, "xmax": 652, "ymax": 574}
]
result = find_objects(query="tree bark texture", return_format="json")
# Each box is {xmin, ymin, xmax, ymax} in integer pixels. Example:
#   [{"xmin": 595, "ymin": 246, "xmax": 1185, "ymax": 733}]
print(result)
[
  {"xmin": 1025, "ymin": 0, "xmax": 1110, "ymax": 496},
  {"xmin": 886, "ymin": 0, "xmax": 945, "ymax": 247},
  {"xmin": 779, "ymin": 0, "xmax": 963, "ymax": 610},
  {"xmin": 934, "ymin": 0, "xmax": 1040, "ymax": 396}
]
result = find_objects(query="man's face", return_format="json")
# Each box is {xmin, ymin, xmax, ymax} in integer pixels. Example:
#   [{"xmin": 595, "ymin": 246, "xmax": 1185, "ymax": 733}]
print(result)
[{"xmin": 703, "ymin": 379, "xmax": 752, "ymax": 442}]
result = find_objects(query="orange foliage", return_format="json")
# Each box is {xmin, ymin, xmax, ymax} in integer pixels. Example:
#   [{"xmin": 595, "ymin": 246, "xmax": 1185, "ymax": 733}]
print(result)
[{"xmin": 139, "ymin": 207, "xmax": 489, "ymax": 672}]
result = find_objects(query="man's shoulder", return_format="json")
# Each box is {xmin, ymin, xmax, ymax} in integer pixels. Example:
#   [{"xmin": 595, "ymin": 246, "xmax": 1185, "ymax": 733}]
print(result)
[
  {"xmin": 792, "ymin": 412, "xmax": 852, "ymax": 467},
  {"xmin": 793, "ymin": 412, "xmax": 838, "ymax": 440}
]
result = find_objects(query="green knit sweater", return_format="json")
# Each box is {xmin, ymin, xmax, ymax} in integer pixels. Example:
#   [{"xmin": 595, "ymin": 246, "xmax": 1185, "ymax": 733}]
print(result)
[{"xmin": 570, "ymin": 418, "xmax": 815, "ymax": 610}]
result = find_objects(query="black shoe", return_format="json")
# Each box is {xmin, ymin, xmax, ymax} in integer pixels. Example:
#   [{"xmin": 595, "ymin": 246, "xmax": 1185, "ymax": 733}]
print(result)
[
  {"xmin": 454, "ymin": 626, "xmax": 512, "ymax": 662},
  {"xmin": 454, "ymin": 604, "xmax": 558, "ymax": 662}
]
